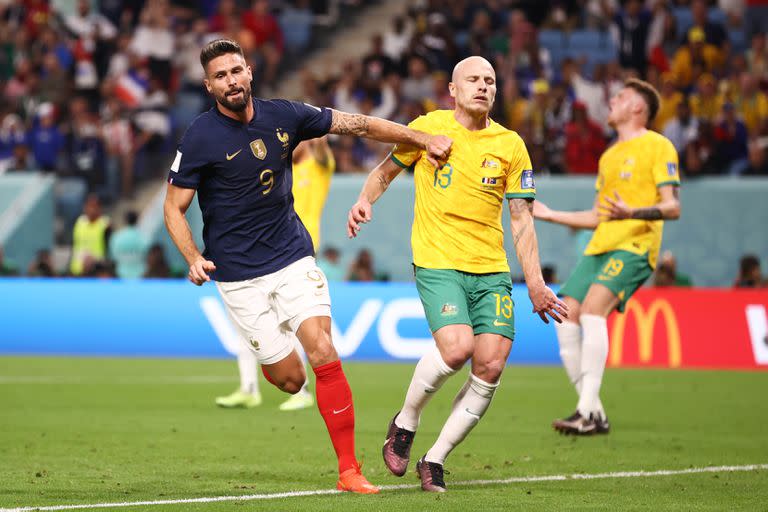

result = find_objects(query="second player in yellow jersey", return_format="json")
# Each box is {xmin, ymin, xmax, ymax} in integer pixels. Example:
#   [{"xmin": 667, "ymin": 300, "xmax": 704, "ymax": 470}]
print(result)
[
  {"xmin": 534, "ymin": 78, "xmax": 682, "ymax": 436},
  {"xmin": 292, "ymin": 137, "xmax": 336, "ymax": 250},
  {"xmin": 586, "ymin": 130, "xmax": 680, "ymax": 268}
]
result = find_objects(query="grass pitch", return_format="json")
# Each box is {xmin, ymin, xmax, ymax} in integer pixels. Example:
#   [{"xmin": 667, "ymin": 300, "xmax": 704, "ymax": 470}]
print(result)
[{"xmin": 1, "ymin": 357, "xmax": 766, "ymax": 511}]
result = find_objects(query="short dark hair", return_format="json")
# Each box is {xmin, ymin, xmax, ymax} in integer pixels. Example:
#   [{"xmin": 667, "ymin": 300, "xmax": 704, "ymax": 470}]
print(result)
[
  {"xmin": 740, "ymin": 254, "xmax": 761, "ymax": 274},
  {"xmin": 200, "ymin": 39, "xmax": 244, "ymax": 71},
  {"xmin": 624, "ymin": 78, "xmax": 661, "ymax": 126},
  {"xmin": 125, "ymin": 211, "xmax": 138, "ymax": 226}
]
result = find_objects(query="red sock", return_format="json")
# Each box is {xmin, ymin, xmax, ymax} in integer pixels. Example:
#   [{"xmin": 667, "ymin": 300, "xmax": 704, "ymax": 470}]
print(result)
[{"xmin": 313, "ymin": 360, "xmax": 357, "ymax": 474}]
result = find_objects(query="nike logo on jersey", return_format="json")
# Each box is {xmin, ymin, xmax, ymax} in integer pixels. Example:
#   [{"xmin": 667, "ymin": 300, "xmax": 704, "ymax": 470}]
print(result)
[
  {"xmin": 493, "ymin": 319, "xmax": 510, "ymax": 327},
  {"xmin": 226, "ymin": 149, "xmax": 243, "ymax": 161},
  {"xmin": 333, "ymin": 404, "xmax": 352, "ymax": 415}
]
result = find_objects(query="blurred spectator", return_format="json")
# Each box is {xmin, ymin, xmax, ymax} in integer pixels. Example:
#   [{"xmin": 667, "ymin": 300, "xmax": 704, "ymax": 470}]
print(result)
[
  {"xmin": 542, "ymin": 264, "xmax": 558, "ymax": 285},
  {"xmin": 714, "ymin": 102, "xmax": 750, "ymax": 175},
  {"xmin": 70, "ymin": 194, "xmax": 111, "ymax": 276},
  {"xmin": 734, "ymin": 254, "xmax": 764, "ymax": 287},
  {"xmin": 243, "ymin": 0, "xmax": 284, "ymax": 91},
  {"xmin": 129, "ymin": 3, "xmax": 175, "ymax": 88},
  {"xmin": 746, "ymin": 32, "xmax": 767, "ymax": 80},
  {"xmin": 362, "ymin": 34, "xmax": 396, "ymax": 85},
  {"xmin": 27, "ymin": 102, "xmax": 64, "ymax": 172},
  {"xmin": 0, "ymin": 246, "xmax": 19, "ymax": 276},
  {"xmin": 347, "ymin": 249, "xmax": 388, "ymax": 282},
  {"xmin": 734, "ymin": 72, "xmax": 768, "ymax": 136},
  {"xmin": 100, "ymin": 98, "xmax": 135, "ymax": 199},
  {"xmin": 0, "ymin": 113, "xmax": 27, "ymax": 167},
  {"xmin": 87, "ymin": 260, "xmax": 117, "ymax": 279},
  {"xmin": 671, "ymin": 27, "xmax": 723, "ymax": 90},
  {"xmin": 27, "ymin": 248, "xmax": 56, "ymax": 277},
  {"xmin": 6, "ymin": 143, "xmax": 33, "ymax": 172},
  {"xmin": 318, "ymin": 246, "xmax": 344, "ymax": 282},
  {"xmin": 501, "ymin": 76, "xmax": 530, "ymax": 134},
  {"xmin": 690, "ymin": 73, "xmax": 721, "ymax": 122},
  {"xmin": 64, "ymin": 96, "xmax": 105, "ymax": 191},
  {"xmin": 382, "ymin": 15, "xmax": 412, "ymax": 62},
  {"xmin": 143, "ymin": 243, "xmax": 171, "ymax": 278},
  {"xmin": 663, "ymin": 97, "xmax": 700, "ymax": 156},
  {"xmin": 685, "ymin": 119, "xmax": 718, "ymax": 175},
  {"xmin": 401, "ymin": 55, "xmax": 435, "ymax": 104},
  {"xmin": 564, "ymin": 101, "xmax": 606, "ymax": 174},
  {"xmin": 654, "ymin": 250, "xmax": 693, "ymax": 287},
  {"xmin": 746, "ymin": 136, "xmax": 768, "ymax": 174},
  {"xmin": 544, "ymin": 82, "xmax": 572, "ymax": 173},
  {"xmin": 686, "ymin": 0, "xmax": 728, "ymax": 48},
  {"xmin": 561, "ymin": 58, "xmax": 612, "ymax": 135},
  {"xmin": 109, "ymin": 210, "xmax": 148, "ymax": 279},
  {"xmin": 655, "ymin": 72, "xmax": 684, "ymax": 131},
  {"xmin": 610, "ymin": 0, "xmax": 652, "ymax": 76}
]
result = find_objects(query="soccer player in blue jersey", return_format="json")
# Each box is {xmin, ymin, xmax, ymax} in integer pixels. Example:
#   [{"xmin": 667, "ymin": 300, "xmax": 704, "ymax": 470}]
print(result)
[{"xmin": 163, "ymin": 39, "xmax": 452, "ymax": 494}]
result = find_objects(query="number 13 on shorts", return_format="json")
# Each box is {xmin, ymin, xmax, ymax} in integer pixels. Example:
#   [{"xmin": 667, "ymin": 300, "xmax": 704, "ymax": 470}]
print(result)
[{"xmin": 493, "ymin": 293, "xmax": 513, "ymax": 319}]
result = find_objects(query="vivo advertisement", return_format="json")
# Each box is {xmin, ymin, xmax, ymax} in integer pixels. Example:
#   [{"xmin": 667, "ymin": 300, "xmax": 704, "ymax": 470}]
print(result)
[{"xmin": 0, "ymin": 280, "xmax": 765, "ymax": 369}]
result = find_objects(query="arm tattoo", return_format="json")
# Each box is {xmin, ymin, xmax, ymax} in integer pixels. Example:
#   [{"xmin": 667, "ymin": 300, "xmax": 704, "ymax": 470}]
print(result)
[
  {"xmin": 509, "ymin": 198, "xmax": 534, "ymax": 247},
  {"xmin": 330, "ymin": 111, "xmax": 370, "ymax": 136},
  {"xmin": 631, "ymin": 207, "xmax": 663, "ymax": 220},
  {"xmin": 376, "ymin": 171, "xmax": 390, "ymax": 191}
]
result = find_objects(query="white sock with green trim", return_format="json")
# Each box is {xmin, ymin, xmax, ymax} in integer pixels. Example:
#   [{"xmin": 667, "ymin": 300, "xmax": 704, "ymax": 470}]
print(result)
[
  {"xmin": 555, "ymin": 320, "xmax": 583, "ymax": 395},
  {"xmin": 577, "ymin": 314, "xmax": 609, "ymax": 419},
  {"xmin": 396, "ymin": 346, "xmax": 458, "ymax": 431},
  {"xmin": 425, "ymin": 373, "xmax": 499, "ymax": 465}
]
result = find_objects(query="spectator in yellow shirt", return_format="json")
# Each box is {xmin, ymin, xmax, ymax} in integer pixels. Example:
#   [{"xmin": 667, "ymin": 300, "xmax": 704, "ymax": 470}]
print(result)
[
  {"xmin": 671, "ymin": 27, "xmax": 723, "ymax": 89},
  {"xmin": 734, "ymin": 72, "xmax": 768, "ymax": 135},
  {"xmin": 654, "ymin": 72, "xmax": 683, "ymax": 131},
  {"xmin": 690, "ymin": 74, "xmax": 722, "ymax": 122}
]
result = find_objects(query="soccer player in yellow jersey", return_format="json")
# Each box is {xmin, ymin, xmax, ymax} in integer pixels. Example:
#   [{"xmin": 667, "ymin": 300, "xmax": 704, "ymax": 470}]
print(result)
[
  {"xmin": 216, "ymin": 137, "xmax": 335, "ymax": 412},
  {"xmin": 292, "ymin": 137, "xmax": 335, "ymax": 250},
  {"xmin": 347, "ymin": 56, "xmax": 567, "ymax": 493},
  {"xmin": 534, "ymin": 79, "xmax": 682, "ymax": 435}
]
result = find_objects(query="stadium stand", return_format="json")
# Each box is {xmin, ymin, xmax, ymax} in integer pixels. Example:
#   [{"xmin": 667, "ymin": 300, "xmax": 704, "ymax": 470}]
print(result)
[{"xmin": 0, "ymin": 0, "xmax": 766, "ymax": 284}]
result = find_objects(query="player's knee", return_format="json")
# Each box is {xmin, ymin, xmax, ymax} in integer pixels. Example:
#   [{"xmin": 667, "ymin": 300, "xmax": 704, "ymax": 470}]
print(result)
[
  {"xmin": 281, "ymin": 375, "xmax": 306, "ymax": 395},
  {"xmin": 473, "ymin": 358, "xmax": 505, "ymax": 383},
  {"xmin": 305, "ymin": 339, "xmax": 338, "ymax": 367},
  {"xmin": 441, "ymin": 344, "xmax": 474, "ymax": 370}
]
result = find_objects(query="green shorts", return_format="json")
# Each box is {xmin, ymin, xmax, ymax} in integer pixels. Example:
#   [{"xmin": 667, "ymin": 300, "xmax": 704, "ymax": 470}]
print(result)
[
  {"xmin": 559, "ymin": 250, "xmax": 653, "ymax": 312},
  {"xmin": 414, "ymin": 267, "xmax": 515, "ymax": 340}
]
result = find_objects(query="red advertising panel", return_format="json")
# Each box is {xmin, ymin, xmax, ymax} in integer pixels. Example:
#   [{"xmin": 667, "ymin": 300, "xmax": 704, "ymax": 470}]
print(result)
[{"xmin": 606, "ymin": 289, "xmax": 768, "ymax": 369}]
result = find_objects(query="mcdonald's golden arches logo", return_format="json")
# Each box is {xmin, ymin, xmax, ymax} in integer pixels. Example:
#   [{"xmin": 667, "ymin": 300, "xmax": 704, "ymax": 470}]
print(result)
[{"xmin": 609, "ymin": 298, "xmax": 682, "ymax": 368}]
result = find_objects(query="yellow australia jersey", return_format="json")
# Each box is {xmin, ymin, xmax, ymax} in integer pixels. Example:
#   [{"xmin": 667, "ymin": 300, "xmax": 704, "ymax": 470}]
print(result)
[
  {"xmin": 292, "ymin": 151, "xmax": 335, "ymax": 250},
  {"xmin": 585, "ymin": 130, "xmax": 680, "ymax": 268},
  {"xmin": 391, "ymin": 109, "xmax": 536, "ymax": 274}
]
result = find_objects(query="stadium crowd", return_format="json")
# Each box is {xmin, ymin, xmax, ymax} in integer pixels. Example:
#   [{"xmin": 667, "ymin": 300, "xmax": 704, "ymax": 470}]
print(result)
[
  {"xmin": 305, "ymin": 0, "xmax": 768, "ymax": 176},
  {"xmin": 0, "ymin": 0, "xmax": 766, "ymax": 280}
]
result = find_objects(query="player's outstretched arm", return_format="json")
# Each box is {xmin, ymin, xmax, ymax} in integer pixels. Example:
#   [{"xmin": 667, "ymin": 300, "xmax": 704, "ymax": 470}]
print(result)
[
  {"xmin": 347, "ymin": 156, "xmax": 404, "ymax": 238},
  {"xmin": 164, "ymin": 183, "xmax": 216, "ymax": 286},
  {"xmin": 533, "ymin": 195, "xmax": 601, "ymax": 230},
  {"xmin": 599, "ymin": 185, "xmax": 681, "ymax": 221},
  {"xmin": 329, "ymin": 109, "xmax": 451, "ymax": 167},
  {"xmin": 509, "ymin": 198, "xmax": 569, "ymax": 324}
]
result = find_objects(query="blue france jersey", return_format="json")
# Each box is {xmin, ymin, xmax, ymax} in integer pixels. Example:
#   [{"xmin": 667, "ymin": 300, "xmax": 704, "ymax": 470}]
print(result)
[{"xmin": 168, "ymin": 98, "xmax": 332, "ymax": 282}]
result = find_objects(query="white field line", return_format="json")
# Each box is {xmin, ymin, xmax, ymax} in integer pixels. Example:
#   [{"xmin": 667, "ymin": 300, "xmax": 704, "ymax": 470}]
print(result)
[
  {"xmin": 0, "ymin": 376, "xmax": 236, "ymax": 384},
  {"xmin": 1, "ymin": 463, "xmax": 765, "ymax": 512}
]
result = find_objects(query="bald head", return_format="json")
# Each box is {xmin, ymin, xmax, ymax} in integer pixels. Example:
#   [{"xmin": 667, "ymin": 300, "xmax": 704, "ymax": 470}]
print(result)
[
  {"xmin": 449, "ymin": 56, "xmax": 497, "ymax": 118},
  {"xmin": 451, "ymin": 56, "xmax": 494, "ymax": 83}
]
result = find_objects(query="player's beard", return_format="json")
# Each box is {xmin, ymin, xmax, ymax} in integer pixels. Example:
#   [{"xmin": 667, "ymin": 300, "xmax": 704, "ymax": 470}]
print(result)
[{"xmin": 218, "ymin": 85, "xmax": 251, "ymax": 112}]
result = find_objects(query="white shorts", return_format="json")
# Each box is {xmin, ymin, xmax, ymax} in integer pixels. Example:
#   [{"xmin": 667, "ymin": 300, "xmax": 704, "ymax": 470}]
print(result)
[{"xmin": 216, "ymin": 256, "xmax": 331, "ymax": 365}]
